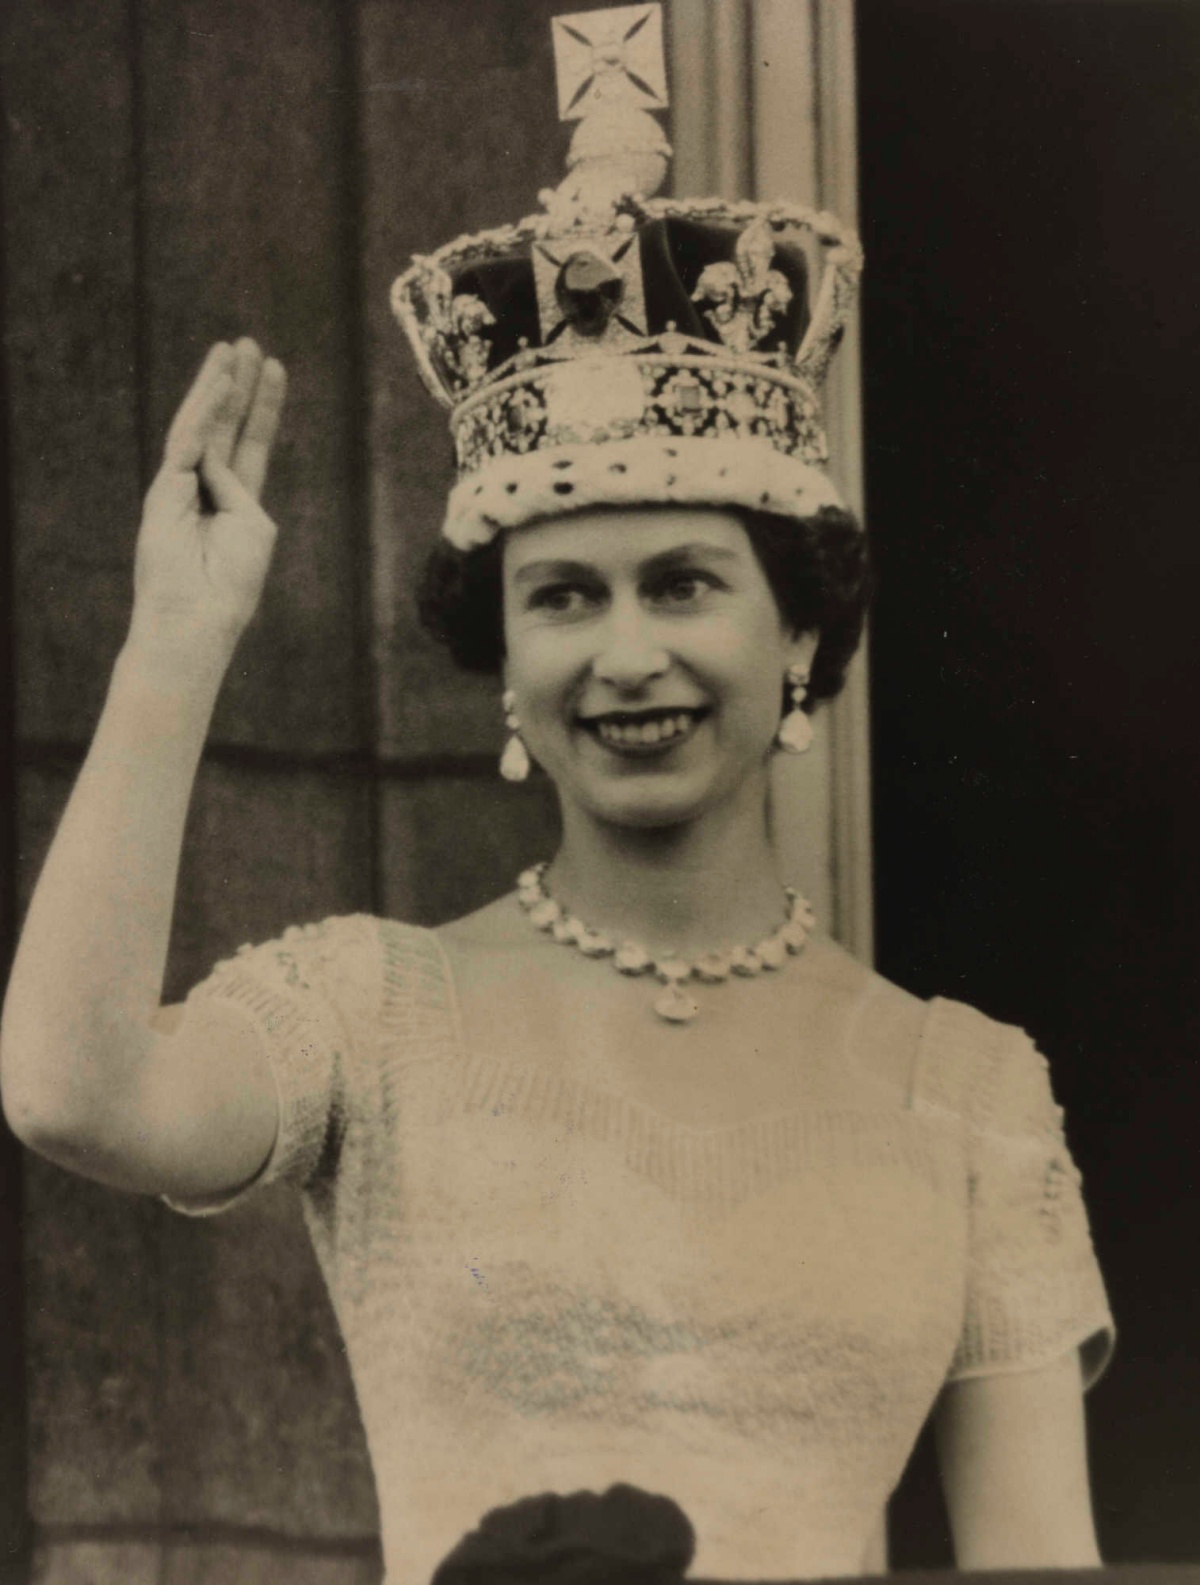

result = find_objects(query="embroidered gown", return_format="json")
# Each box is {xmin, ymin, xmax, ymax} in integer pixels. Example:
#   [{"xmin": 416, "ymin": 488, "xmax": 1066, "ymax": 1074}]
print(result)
[{"xmin": 168, "ymin": 914, "xmax": 1114, "ymax": 1585}]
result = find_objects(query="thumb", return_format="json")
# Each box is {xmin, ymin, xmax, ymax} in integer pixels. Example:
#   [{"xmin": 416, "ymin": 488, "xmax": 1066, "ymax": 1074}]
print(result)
[{"xmin": 200, "ymin": 447, "xmax": 258, "ymax": 515}]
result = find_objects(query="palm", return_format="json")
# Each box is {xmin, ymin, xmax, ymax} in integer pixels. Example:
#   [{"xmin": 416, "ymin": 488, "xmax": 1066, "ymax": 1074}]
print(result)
[{"xmin": 134, "ymin": 339, "xmax": 288, "ymax": 643}]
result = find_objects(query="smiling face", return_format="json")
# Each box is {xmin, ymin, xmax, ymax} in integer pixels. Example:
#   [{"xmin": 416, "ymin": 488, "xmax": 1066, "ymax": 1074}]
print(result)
[{"xmin": 501, "ymin": 506, "xmax": 817, "ymax": 831}]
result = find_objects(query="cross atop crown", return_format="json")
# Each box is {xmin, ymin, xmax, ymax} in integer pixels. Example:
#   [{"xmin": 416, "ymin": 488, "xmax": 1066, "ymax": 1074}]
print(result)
[
  {"xmin": 546, "ymin": 5, "xmax": 672, "ymax": 214},
  {"xmin": 551, "ymin": 4, "xmax": 669, "ymax": 121}
]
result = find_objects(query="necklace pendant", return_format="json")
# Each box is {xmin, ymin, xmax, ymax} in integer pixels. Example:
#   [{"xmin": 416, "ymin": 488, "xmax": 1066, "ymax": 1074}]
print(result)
[{"xmin": 654, "ymin": 983, "xmax": 701, "ymax": 1022}]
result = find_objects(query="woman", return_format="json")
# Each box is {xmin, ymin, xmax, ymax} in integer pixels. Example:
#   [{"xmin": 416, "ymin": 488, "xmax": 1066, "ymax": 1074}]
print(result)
[{"xmin": 0, "ymin": 11, "xmax": 1113, "ymax": 1581}]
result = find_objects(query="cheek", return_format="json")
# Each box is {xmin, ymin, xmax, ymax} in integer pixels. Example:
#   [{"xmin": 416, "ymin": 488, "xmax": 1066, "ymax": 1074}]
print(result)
[
  {"xmin": 503, "ymin": 625, "xmax": 587, "ymax": 712},
  {"xmin": 694, "ymin": 618, "xmax": 790, "ymax": 704}
]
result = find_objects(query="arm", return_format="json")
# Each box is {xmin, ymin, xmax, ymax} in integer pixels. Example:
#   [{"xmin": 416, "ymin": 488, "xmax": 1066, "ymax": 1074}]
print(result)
[
  {"xmin": 936, "ymin": 1349, "xmax": 1101, "ymax": 1570},
  {"xmin": 1, "ymin": 339, "xmax": 289, "ymax": 1200}
]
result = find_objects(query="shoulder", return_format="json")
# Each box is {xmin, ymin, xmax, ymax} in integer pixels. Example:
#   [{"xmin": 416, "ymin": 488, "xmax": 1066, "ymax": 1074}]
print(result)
[
  {"xmin": 193, "ymin": 912, "xmax": 448, "ymax": 1029},
  {"xmin": 802, "ymin": 933, "xmax": 922, "ymax": 1019},
  {"xmin": 910, "ymin": 993, "xmax": 1055, "ymax": 1134},
  {"xmin": 800, "ymin": 940, "xmax": 1042, "ymax": 1124},
  {"xmin": 433, "ymin": 890, "xmax": 558, "ymax": 995},
  {"xmin": 191, "ymin": 912, "xmax": 382, "ymax": 1002},
  {"xmin": 794, "ymin": 935, "xmax": 929, "ymax": 1106},
  {"xmin": 437, "ymin": 890, "xmax": 529, "ymax": 952}
]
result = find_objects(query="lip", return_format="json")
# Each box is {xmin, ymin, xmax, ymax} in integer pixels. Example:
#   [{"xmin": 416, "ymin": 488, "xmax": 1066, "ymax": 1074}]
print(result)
[{"xmin": 576, "ymin": 705, "xmax": 710, "ymax": 756}]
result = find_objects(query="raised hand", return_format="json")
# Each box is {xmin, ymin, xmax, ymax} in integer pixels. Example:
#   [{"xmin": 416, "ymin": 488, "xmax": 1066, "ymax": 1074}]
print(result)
[
  {"xmin": 131, "ymin": 338, "xmax": 288, "ymax": 660},
  {"xmin": 1, "ymin": 342, "xmax": 290, "ymax": 1201}
]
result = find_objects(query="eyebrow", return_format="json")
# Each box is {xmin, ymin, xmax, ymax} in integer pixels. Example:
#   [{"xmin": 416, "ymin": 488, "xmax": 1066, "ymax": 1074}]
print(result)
[
  {"xmin": 511, "ymin": 558, "xmax": 599, "ymax": 588},
  {"xmin": 511, "ymin": 543, "xmax": 742, "ymax": 587}
]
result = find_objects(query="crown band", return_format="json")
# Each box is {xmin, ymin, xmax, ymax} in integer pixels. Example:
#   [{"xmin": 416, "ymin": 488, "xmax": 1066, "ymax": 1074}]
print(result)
[{"xmin": 452, "ymin": 348, "xmax": 828, "ymax": 477}]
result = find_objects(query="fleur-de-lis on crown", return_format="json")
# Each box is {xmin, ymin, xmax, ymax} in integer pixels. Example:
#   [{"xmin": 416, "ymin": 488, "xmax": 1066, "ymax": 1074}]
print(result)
[
  {"xmin": 691, "ymin": 217, "xmax": 794, "ymax": 355},
  {"xmin": 413, "ymin": 264, "xmax": 496, "ymax": 393}
]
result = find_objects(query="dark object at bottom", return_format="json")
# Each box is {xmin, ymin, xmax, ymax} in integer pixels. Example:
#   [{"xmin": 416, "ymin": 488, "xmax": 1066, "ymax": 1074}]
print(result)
[{"xmin": 430, "ymin": 1483, "xmax": 696, "ymax": 1585}]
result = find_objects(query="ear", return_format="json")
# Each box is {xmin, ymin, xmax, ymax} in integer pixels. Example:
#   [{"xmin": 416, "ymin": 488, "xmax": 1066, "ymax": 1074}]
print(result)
[{"xmin": 784, "ymin": 628, "xmax": 820, "ymax": 677}]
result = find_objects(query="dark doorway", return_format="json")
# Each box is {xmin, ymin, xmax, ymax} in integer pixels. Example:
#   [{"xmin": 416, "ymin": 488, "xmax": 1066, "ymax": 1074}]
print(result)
[{"xmin": 858, "ymin": 0, "xmax": 1200, "ymax": 1567}]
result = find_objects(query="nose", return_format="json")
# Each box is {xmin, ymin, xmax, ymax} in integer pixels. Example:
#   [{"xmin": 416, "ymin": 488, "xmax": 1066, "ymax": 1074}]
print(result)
[{"xmin": 590, "ymin": 598, "xmax": 670, "ymax": 691}]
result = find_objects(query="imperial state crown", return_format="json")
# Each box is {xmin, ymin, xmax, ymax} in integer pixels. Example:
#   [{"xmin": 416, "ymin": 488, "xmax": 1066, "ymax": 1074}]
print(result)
[{"xmin": 391, "ymin": 3, "xmax": 862, "ymax": 550}]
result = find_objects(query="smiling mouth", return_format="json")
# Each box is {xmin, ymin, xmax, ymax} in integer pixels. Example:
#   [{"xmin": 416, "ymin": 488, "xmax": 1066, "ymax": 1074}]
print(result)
[{"xmin": 578, "ymin": 707, "xmax": 709, "ymax": 750}]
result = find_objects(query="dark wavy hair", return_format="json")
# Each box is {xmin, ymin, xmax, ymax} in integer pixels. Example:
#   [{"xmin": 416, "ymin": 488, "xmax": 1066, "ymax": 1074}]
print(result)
[{"xmin": 417, "ymin": 505, "xmax": 871, "ymax": 713}]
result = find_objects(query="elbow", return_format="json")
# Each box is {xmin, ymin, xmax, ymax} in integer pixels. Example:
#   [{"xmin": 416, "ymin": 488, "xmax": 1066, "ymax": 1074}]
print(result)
[
  {"xmin": 1, "ymin": 1064, "xmax": 125, "ymax": 1182},
  {"xmin": 0, "ymin": 1020, "xmax": 124, "ymax": 1166},
  {"xmin": 0, "ymin": 1024, "xmax": 49, "ymax": 1149},
  {"xmin": 1, "ymin": 1047, "xmax": 85, "ymax": 1160}
]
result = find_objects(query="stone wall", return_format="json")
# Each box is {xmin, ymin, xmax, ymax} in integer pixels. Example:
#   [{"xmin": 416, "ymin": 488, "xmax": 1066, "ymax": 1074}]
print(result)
[{"xmin": 3, "ymin": 2, "xmax": 563, "ymax": 1578}]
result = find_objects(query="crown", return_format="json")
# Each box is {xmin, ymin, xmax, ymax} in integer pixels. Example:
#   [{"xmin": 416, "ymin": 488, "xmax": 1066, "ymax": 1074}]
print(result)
[{"xmin": 391, "ymin": 4, "xmax": 863, "ymax": 550}]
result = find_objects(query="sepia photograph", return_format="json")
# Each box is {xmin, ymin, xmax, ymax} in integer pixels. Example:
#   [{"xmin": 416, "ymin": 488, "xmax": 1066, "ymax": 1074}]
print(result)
[{"xmin": 0, "ymin": 1, "xmax": 1198, "ymax": 1582}]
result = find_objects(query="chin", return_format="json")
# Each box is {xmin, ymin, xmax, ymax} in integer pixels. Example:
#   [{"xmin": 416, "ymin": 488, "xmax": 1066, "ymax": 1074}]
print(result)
[
  {"xmin": 589, "ymin": 792, "xmax": 706, "ymax": 831},
  {"xmin": 570, "ymin": 764, "xmax": 758, "ymax": 832}
]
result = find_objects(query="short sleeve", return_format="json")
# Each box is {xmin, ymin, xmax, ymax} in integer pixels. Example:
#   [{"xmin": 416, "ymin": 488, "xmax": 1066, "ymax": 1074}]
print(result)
[
  {"xmin": 947, "ymin": 1025, "xmax": 1115, "ymax": 1389},
  {"xmin": 164, "ymin": 914, "xmax": 379, "ymax": 1217}
]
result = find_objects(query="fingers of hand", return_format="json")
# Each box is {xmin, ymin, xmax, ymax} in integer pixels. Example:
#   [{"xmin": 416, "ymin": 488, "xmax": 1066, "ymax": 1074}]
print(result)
[
  {"xmin": 199, "ymin": 447, "xmax": 256, "ymax": 517},
  {"xmin": 208, "ymin": 337, "xmax": 265, "ymax": 468},
  {"xmin": 142, "ymin": 462, "xmax": 199, "ymax": 527},
  {"xmin": 163, "ymin": 342, "xmax": 237, "ymax": 469},
  {"xmin": 232, "ymin": 357, "xmax": 288, "ymax": 500}
]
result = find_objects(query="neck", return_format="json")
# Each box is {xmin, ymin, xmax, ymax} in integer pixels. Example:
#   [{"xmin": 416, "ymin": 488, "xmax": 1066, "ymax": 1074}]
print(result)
[{"xmin": 547, "ymin": 792, "xmax": 794, "ymax": 958}]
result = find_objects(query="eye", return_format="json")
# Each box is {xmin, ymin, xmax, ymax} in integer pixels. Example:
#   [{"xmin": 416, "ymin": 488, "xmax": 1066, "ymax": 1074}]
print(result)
[
  {"xmin": 526, "ymin": 581, "xmax": 602, "ymax": 617},
  {"xmin": 647, "ymin": 571, "xmax": 721, "ymax": 607}
]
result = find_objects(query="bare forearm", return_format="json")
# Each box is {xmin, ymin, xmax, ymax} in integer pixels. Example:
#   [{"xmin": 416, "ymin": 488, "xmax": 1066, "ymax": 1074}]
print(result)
[
  {"xmin": 2, "ymin": 339, "xmax": 286, "ymax": 1191},
  {"xmin": 1, "ymin": 630, "xmax": 231, "ymax": 1140},
  {"xmin": 937, "ymin": 1357, "xmax": 1102, "ymax": 1571}
]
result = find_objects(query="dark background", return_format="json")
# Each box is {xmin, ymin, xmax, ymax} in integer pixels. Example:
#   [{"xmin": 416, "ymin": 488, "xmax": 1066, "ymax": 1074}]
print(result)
[{"xmin": 857, "ymin": 0, "xmax": 1200, "ymax": 1567}]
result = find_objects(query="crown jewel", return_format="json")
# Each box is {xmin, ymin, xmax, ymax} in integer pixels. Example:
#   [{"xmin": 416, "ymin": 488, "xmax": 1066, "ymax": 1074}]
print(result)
[{"xmin": 390, "ymin": 4, "xmax": 863, "ymax": 550}]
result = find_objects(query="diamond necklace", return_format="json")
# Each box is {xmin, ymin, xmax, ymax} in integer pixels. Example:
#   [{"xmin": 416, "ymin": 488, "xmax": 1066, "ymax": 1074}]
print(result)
[{"xmin": 515, "ymin": 862, "xmax": 816, "ymax": 1023}]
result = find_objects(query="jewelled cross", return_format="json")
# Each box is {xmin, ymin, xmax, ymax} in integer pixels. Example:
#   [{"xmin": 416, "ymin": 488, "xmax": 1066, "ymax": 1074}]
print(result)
[{"xmin": 551, "ymin": 4, "xmax": 668, "ymax": 121}]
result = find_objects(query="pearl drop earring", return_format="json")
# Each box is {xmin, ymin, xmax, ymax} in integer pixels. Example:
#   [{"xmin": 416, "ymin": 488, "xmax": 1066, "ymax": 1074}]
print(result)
[
  {"xmin": 775, "ymin": 663, "xmax": 814, "ymax": 754},
  {"xmin": 499, "ymin": 689, "xmax": 531, "ymax": 782}
]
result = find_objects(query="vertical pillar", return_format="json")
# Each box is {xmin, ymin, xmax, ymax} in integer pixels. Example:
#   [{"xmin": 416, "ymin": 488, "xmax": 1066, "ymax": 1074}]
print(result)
[
  {"xmin": 668, "ymin": 0, "xmax": 872, "ymax": 958},
  {"xmin": 0, "ymin": 82, "xmax": 29, "ymax": 1577}
]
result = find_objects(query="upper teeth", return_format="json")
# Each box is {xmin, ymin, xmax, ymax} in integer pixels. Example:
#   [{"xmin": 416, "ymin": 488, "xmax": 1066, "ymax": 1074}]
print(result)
[{"xmin": 595, "ymin": 713, "xmax": 696, "ymax": 746}]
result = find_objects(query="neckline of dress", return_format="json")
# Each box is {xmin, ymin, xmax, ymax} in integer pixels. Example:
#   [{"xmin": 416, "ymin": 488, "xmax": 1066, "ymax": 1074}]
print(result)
[{"xmin": 423, "ymin": 922, "xmax": 970, "ymax": 1139}]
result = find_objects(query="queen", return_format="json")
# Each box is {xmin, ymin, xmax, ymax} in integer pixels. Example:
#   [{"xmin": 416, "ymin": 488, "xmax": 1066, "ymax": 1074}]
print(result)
[{"xmin": 0, "ymin": 8, "xmax": 1113, "ymax": 1583}]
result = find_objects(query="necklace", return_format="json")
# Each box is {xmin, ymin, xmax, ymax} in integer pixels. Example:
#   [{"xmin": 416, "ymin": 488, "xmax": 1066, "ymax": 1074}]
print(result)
[{"xmin": 515, "ymin": 862, "xmax": 816, "ymax": 1023}]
